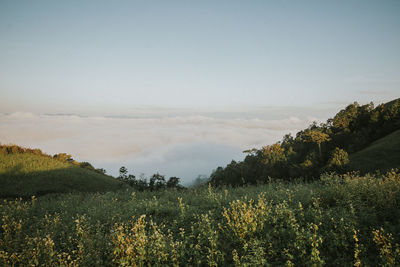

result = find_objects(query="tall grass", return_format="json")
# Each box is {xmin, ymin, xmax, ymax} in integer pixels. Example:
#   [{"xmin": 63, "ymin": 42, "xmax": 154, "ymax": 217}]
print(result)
[
  {"xmin": 1, "ymin": 171, "xmax": 400, "ymax": 266},
  {"xmin": 0, "ymin": 154, "xmax": 124, "ymax": 197},
  {"xmin": 348, "ymin": 129, "xmax": 400, "ymax": 173}
]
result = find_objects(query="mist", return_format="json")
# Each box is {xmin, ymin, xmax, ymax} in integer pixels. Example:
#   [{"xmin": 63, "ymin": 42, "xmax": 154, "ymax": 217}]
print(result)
[{"xmin": 0, "ymin": 107, "xmax": 336, "ymax": 185}]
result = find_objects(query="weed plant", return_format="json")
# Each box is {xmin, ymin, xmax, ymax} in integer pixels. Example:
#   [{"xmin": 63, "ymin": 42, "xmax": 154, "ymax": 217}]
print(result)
[{"xmin": 1, "ymin": 170, "xmax": 400, "ymax": 266}]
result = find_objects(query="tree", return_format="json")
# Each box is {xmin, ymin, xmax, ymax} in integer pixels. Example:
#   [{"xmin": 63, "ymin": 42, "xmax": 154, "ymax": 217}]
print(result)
[
  {"xmin": 119, "ymin": 166, "xmax": 128, "ymax": 180},
  {"xmin": 149, "ymin": 173, "xmax": 166, "ymax": 190},
  {"xmin": 210, "ymin": 167, "xmax": 225, "ymax": 186},
  {"xmin": 136, "ymin": 173, "xmax": 148, "ymax": 191},
  {"xmin": 328, "ymin": 148, "xmax": 349, "ymax": 172},
  {"xmin": 301, "ymin": 129, "xmax": 331, "ymax": 157},
  {"xmin": 166, "ymin": 177, "xmax": 180, "ymax": 188},
  {"xmin": 332, "ymin": 102, "xmax": 360, "ymax": 131},
  {"xmin": 117, "ymin": 166, "xmax": 137, "ymax": 186},
  {"xmin": 259, "ymin": 144, "xmax": 286, "ymax": 165},
  {"xmin": 206, "ymin": 98, "xmax": 400, "ymax": 186},
  {"xmin": 126, "ymin": 174, "xmax": 137, "ymax": 187},
  {"xmin": 243, "ymin": 148, "xmax": 258, "ymax": 156}
]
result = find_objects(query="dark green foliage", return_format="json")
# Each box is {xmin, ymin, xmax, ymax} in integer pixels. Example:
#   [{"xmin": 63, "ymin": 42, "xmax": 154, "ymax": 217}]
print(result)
[
  {"xmin": 117, "ymin": 167, "xmax": 184, "ymax": 191},
  {"xmin": 211, "ymin": 99, "xmax": 400, "ymax": 186},
  {"xmin": 118, "ymin": 166, "xmax": 128, "ymax": 178},
  {"xmin": 149, "ymin": 173, "xmax": 166, "ymax": 190},
  {"xmin": 166, "ymin": 176, "xmax": 181, "ymax": 188},
  {"xmin": 327, "ymin": 147, "xmax": 349, "ymax": 173}
]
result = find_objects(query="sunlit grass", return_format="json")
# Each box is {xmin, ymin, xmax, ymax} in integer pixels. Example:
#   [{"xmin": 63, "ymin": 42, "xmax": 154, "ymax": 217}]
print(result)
[{"xmin": 0, "ymin": 153, "xmax": 124, "ymax": 198}]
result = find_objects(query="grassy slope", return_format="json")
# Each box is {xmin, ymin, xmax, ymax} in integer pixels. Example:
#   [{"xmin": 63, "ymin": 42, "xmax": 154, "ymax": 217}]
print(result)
[
  {"xmin": 348, "ymin": 129, "xmax": 400, "ymax": 173},
  {"xmin": 0, "ymin": 153, "xmax": 124, "ymax": 197}
]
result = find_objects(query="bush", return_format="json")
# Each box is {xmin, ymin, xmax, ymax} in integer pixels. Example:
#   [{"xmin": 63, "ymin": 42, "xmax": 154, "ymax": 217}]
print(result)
[{"xmin": 1, "ymin": 171, "xmax": 400, "ymax": 265}]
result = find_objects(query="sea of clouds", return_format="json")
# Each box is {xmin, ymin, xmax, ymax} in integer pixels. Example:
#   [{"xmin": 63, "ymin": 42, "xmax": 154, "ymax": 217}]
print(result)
[{"xmin": 0, "ymin": 107, "xmax": 335, "ymax": 184}]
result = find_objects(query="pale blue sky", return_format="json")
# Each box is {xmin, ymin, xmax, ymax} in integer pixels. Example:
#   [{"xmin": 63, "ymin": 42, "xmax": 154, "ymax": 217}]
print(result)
[
  {"xmin": 1, "ymin": 1, "xmax": 399, "ymax": 181},
  {"xmin": 1, "ymin": 0, "xmax": 399, "ymax": 114}
]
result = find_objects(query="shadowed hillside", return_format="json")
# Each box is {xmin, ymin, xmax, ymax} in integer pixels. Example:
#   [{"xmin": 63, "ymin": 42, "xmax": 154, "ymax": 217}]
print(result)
[
  {"xmin": 0, "ymin": 152, "xmax": 124, "ymax": 198},
  {"xmin": 348, "ymin": 129, "xmax": 400, "ymax": 173}
]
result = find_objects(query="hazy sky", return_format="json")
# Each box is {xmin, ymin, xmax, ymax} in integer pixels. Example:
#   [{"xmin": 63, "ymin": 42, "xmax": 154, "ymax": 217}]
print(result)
[
  {"xmin": 0, "ymin": 1, "xmax": 399, "ymax": 183},
  {"xmin": 0, "ymin": 109, "xmax": 331, "ymax": 184}
]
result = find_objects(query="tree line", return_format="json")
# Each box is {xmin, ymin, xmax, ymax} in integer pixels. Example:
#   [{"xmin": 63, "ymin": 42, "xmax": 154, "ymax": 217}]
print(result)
[
  {"xmin": 0, "ymin": 144, "xmax": 185, "ymax": 190},
  {"xmin": 116, "ymin": 166, "xmax": 184, "ymax": 191},
  {"xmin": 210, "ymin": 99, "xmax": 400, "ymax": 186}
]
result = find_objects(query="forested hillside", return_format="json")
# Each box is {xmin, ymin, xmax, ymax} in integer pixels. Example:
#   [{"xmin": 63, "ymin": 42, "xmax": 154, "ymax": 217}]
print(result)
[{"xmin": 211, "ymin": 99, "xmax": 400, "ymax": 186}]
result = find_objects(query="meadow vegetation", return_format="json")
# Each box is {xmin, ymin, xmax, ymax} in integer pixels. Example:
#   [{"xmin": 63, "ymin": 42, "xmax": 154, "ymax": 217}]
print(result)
[{"xmin": 1, "ymin": 170, "xmax": 400, "ymax": 266}]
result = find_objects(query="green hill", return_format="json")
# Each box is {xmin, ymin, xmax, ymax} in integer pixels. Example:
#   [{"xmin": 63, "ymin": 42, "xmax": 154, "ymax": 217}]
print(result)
[
  {"xmin": 0, "ymin": 152, "xmax": 124, "ymax": 198},
  {"xmin": 348, "ymin": 129, "xmax": 400, "ymax": 173},
  {"xmin": 210, "ymin": 98, "xmax": 400, "ymax": 186}
]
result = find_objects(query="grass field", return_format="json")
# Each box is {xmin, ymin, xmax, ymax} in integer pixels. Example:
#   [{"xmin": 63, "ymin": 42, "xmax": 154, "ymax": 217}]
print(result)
[
  {"xmin": 1, "ymin": 171, "xmax": 400, "ymax": 266},
  {"xmin": 0, "ymin": 153, "xmax": 124, "ymax": 198},
  {"xmin": 348, "ymin": 130, "xmax": 400, "ymax": 173}
]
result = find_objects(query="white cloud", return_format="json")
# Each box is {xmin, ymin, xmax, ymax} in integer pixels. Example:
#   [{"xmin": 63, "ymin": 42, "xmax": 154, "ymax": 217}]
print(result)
[{"xmin": 0, "ymin": 109, "xmax": 322, "ymax": 184}]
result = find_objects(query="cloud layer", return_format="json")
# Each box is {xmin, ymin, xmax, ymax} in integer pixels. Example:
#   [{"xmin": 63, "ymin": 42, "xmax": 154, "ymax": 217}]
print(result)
[{"xmin": 0, "ymin": 109, "xmax": 322, "ymax": 184}]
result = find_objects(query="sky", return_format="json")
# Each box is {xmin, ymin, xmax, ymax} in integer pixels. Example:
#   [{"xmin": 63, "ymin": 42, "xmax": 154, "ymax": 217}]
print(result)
[{"xmin": 0, "ymin": 1, "xmax": 399, "ymax": 184}]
